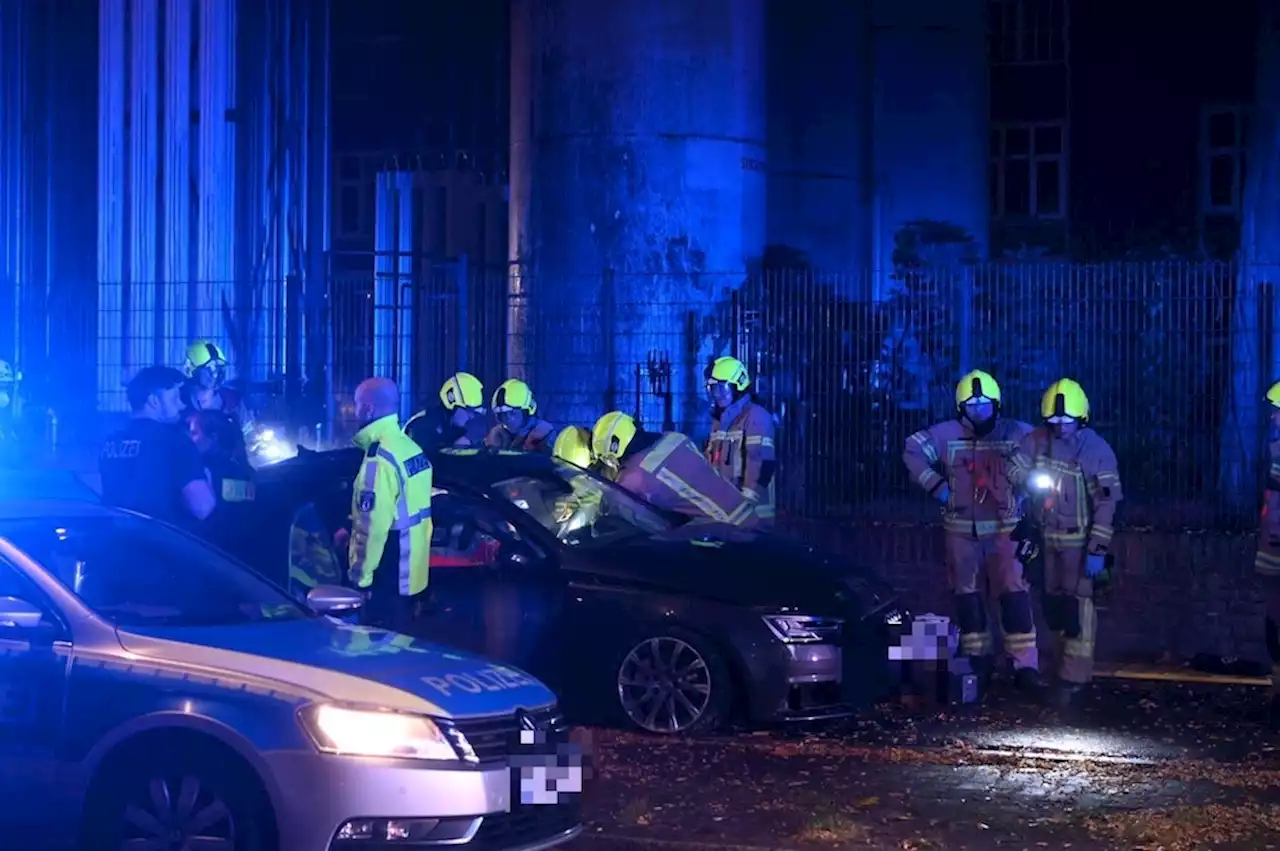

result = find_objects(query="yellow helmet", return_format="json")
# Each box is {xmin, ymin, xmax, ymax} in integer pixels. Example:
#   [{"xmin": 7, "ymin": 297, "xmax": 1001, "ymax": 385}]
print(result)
[
  {"xmin": 1041, "ymin": 378, "xmax": 1090, "ymax": 422},
  {"xmin": 1267, "ymin": 380, "xmax": 1280, "ymax": 409},
  {"xmin": 0, "ymin": 360, "xmax": 12, "ymax": 383},
  {"xmin": 492, "ymin": 378, "xmax": 537, "ymax": 415},
  {"xmin": 707, "ymin": 356, "xmax": 750, "ymax": 391},
  {"xmin": 591, "ymin": 411, "xmax": 638, "ymax": 464},
  {"xmin": 185, "ymin": 340, "xmax": 227, "ymax": 375},
  {"xmin": 955, "ymin": 369, "xmax": 1002, "ymax": 408},
  {"xmin": 439, "ymin": 372, "xmax": 484, "ymax": 411},
  {"xmin": 552, "ymin": 426, "xmax": 593, "ymax": 469}
]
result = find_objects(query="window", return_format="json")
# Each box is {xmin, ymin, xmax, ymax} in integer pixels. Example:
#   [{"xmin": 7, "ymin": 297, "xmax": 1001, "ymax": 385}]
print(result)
[
  {"xmin": 991, "ymin": 122, "xmax": 1066, "ymax": 219},
  {"xmin": 491, "ymin": 462, "xmax": 674, "ymax": 549},
  {"xmin": 1201, "ymin": 104, "xmax": 1249, "ymax": 217},
  {"xmin": 989, "ymin": 0, "xmax": 1068, "ymax": 65},
  {"xmin": 430, "ymin": 489, "xmax": 545, "ymax": 569},
  {"xmin": 2, "ymin": 516, "xmax": 312, "ymax": 628}
]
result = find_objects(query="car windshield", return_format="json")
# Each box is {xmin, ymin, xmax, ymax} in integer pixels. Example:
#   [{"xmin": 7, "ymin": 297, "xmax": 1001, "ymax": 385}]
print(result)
[
  {"xmin": 491, "ymin": 460, "xmax": 674, "ymax": 546},
  {"xmin": 1, "ymin": 514, "xmax": 313, "ymax": 628}
]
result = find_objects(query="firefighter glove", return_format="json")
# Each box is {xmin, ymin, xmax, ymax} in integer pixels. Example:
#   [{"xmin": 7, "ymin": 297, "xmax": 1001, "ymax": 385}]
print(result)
[
  {"xmin": 743, "ymin": 487, "xmax": 761, "ymax": 503},
  {"xmin": 935, "ymin": 483, "xmax": 951, "ymax": 504},
  {"xmin": 1085, "ymin": 553, "xmax": 1106, "ymax": 578}
]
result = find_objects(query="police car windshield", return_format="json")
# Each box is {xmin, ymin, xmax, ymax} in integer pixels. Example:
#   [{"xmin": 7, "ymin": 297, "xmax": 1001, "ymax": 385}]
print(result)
[
  {"xmin": 1, "ymin": 515, "xmax": 312, "ymax": 628},
  {"xmin": 492, "ymin": 461, "xmax": 674, "ymax": 547}
]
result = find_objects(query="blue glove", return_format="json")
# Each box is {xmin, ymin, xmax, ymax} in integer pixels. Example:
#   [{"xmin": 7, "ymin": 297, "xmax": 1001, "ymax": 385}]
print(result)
[
  {"xmin": 1085, "ymin": 553, "xmax": 1106, "ymax": 578},
  {"xmin": 935, "ymin": 484, "xmax": 951, "ymax": 505}
]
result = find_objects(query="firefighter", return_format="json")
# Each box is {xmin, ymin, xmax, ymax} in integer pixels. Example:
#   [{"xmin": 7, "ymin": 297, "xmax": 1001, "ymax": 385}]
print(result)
[
  {"xmin": 404, "ymin": 372, "xmax": 489, "ymax": 452},
  {"xmin": 902, "ymin": 370, "xmax": 1045, "ymax": 694},
  {"xmin": 1011, "ymin": 379, "xmax": 1122, "ymax": 706},
  {"xmin": 486, "ymin": 378, "xmax": 559, "ymax": 452},
  {"xmin": 592, "ymin": 411, "xmax": 758, "ymax": 528},
  {"xmin": 182, "ymin": 340, "xmax": 250, "ymax": 429},
  {"xmin": 347, "ymin": 377, "xmax": 433, "ymax": 634},
  {"xmin": 705, "ymin": 356, "xmax": 778, "ymax": 529},
  {"xmin": 550, "ymin": 426, "xmax": 602, "ymax": 528},
  {"xmin": 188, "ymin": 409, "xmax": 258, "ymax": 547},
  {"xmin": 1258, "ymin": 380, "xmax": 1280, "ymax": 727}
]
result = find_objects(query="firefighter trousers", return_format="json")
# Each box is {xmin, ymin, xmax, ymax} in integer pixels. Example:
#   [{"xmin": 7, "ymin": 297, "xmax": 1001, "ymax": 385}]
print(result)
[
  {"xmin": 1041, "ymin": 546, "xmax": 1096, "ymax": 685},
  {"xmin": 945, "ymin": 531, "xmax": 1038, "ymax": 671},
  {"xmin": 1256, "ymin": 534, "xmax": 1280, "ymax": 695}
]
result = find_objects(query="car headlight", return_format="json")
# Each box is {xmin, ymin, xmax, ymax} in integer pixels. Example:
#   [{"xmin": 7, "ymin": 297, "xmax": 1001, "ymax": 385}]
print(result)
[
  {"xmin": 763, "ymin": 614, "xmax": 844, "ymax": 644},
  {"xmin": 298, "ymin": 704, "xmax": 462, "ymax": 761}
]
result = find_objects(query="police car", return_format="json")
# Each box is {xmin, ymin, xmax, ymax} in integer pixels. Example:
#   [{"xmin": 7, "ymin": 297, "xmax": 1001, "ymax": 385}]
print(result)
[{"xmin": 0, "ymin": 497, "xmax": 582, "ymax": 851}]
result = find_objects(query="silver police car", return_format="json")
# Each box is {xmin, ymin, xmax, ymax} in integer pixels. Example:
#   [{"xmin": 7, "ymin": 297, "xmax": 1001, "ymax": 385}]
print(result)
[{"xmin": 0, "ymin": 499, "xmax": 582, "ymax": 851}]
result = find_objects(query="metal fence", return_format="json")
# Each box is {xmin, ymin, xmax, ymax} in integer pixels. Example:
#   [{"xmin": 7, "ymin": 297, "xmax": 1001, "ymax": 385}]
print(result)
[{"xmin": 508, "ymin": 260, "xmax": 1280, "ymax": 531}]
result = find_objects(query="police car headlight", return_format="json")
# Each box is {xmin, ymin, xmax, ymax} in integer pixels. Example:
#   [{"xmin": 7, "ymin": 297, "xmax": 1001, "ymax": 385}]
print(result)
[{"xmin": 299, "ymin": 704, "xmax": 464, "ymax": 761}]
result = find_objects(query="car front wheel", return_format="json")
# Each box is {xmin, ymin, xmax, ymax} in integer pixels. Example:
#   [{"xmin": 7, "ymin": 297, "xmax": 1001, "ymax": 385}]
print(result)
[
  {"xmin": 615, "ymin": 628, "xmax": 733, "ymax": 735},
  {"xmin": 83, "ymin": 739, "xmax": 275, "ymax": 851}
]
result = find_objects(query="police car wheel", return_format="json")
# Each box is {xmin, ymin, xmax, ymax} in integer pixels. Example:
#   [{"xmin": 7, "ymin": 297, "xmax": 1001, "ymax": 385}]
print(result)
[
  {"xmin": 82, "ymin": 736, "xmax": 275, "ymax": 851},
  {"xmin": 615, "ymin": 628, "xmax": 733, "ymax": 735}
]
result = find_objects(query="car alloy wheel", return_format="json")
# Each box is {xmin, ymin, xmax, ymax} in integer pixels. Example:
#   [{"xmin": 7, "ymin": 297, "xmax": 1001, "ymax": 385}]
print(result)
[
  {"xmin": 617, "ymin": 636, "xmax": 714, "ymax": 733},
  {"xmin": 119, "ymin": 773, "xmax": 237, "ymax": 851}
]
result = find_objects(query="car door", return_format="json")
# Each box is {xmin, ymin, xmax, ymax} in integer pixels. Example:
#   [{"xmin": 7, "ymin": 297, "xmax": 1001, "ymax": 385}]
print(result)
[
  {"xmin": 0, "ymin": 549, "xmax": 71, "ymax": 829},
  {"xmin": 422, "ymin": 488, "xmax": 562, "ymax": 673}
]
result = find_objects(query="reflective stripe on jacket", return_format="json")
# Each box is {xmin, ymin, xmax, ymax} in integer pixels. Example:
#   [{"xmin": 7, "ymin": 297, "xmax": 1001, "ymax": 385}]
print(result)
[
  {"xmin": 349, "ymin": 414, "xmax": 434, "ymax": 596},
  {"xmin": 902, "ymin": 418, "xmax": 1032, "ymax": 537},
  {"xmin": 484, "ymin": 418, "xmax": 559, "ymax": 453},
  {"xmin": 1010, "ymin": 426, "xmax": 1123, "ymax": 553},
  {"xmin": 707, "ymin": 396, "xmax": 777, "ymax": 522},
  {"xmin": 620, "ymin": 432, "xmax": 757, "ymax": 527}
]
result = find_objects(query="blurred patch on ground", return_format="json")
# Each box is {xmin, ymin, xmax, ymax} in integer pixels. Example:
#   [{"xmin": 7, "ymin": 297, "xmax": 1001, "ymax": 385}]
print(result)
[{"xmin": 565, "ymin": 679, "xmax": 1280, "ymax": 850}]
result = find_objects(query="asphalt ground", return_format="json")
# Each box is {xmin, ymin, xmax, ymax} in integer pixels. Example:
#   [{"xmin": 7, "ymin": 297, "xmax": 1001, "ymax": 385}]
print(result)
[{"xmin": 562, "ymin": 676, "xmax": 1280, "ymax": 851}]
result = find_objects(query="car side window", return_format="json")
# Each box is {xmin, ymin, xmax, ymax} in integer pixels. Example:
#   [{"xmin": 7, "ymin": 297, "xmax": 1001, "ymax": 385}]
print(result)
[
  {"xmin": 430, "ymin": 489, "xmax": 545, "ymax": 570},
  {"xmin": 0, "ymin": 555, "xmax": 64, "ymax": 635}
]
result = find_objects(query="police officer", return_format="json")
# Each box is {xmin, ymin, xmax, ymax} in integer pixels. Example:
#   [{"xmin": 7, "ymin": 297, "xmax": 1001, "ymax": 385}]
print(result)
[
  {"xmin": 404, "ymin": 372, "xmax": 490, "ymax": 452},
  {"xmin": 188, "ymin": 409, "xmax": 258, "ymax": 546},
  {"xmin": 100, "ymin": 366, "xmax": 216, "ymax": 527},
  {"xmin": 902, "ymin": 370, "xmax": 1044, "ymax": 695},
  {"xmin": 348, "ymin": 377, "xmax": 434, "ymax": 633},
  {"xmin": 486, "ymin": 378, "xmax": 559, "ymax": 452},
  {"xmin": 705, "ymin": 356, "xmax": 778, "ymax": 529},
  {"xmin": 592, "ymin": 411, "xmax": 759, "ymax": 528}
]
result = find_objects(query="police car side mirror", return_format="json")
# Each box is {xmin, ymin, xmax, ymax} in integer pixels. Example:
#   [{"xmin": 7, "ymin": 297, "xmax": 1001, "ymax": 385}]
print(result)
[
  {"xmin": 307, "ymin": 584, "xmax": 366, "ymax": 615},
  {"xmin": 0, "ymin": 595, "xmax": 45, "ymax": 630}
]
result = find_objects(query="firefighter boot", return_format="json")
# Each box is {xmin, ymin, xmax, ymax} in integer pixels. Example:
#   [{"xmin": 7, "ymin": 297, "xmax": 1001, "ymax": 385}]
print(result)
[{"xmin": 1014, "ymin": 666, "xmax": 1048, "ymax": 697}]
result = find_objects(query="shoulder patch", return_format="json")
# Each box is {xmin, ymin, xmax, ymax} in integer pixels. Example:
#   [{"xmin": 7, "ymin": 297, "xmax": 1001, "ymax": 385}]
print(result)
[
  {"xmin": 403, "ymin": 452, "xmax": 431, "ymax": 477},
  {"xmin": 357, "ymin": 490, "xmax": 376, "ymax": 512},
  {"xmin": 365, "ymin": 441, "xmax": 381, "ymax": 459}
]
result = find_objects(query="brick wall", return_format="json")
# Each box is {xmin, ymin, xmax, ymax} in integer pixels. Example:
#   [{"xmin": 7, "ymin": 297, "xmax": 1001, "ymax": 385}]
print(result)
[{"xmin": 786, "ymin": 519, "xmax": 1267, "ymax": 664}]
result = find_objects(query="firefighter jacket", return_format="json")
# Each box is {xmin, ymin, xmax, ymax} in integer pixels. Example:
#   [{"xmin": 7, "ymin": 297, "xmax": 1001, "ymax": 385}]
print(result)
[
  {"xmin": 707, "ymin": 396, "xmax": 777, "ymax": 523},
  {"xmin": 619, "ymin": 432, "xmax": 758, "ymax": 527},
  {"xmin": 485, "ymin": 418, "xmax": 559, "ymax": 453},
  {"xmin": 404, "ymin": 406, "xmax": 490, "ymax": 453},
  {"xmin": 903, "ymin": 417, "xmax": 1033, "ymax": 538},
  {"xmin": 349, "ymin": 414, "xmax": 433, "ymax": 597},
  {"xmin": 1011, "ymin": 427, "xmax": 1123, "ymax": 555}
]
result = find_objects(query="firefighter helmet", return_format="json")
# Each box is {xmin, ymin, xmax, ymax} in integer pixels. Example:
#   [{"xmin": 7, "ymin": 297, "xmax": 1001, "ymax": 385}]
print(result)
[
  {"xmin": 0, "ymin": 360, "xmax": 12, "ymax": 383},
  {"xmin": 706, "ymin": 356, "xmax": 750, "ymax": 392},
  {"xmin": 439, "ymin": 372, "xmax": 484, "ymax": 411},
  {"xmin": 492, "ymin": 378, "xmax": 537, "ymax": 416},
  {"xmin": 955, "ymin": 370, "xmax": 1002, "ymax": 408},
  {"xmin": 1041, "ymin": 378, "xmax": 1090, "ymax": 422},
  {"xmin": 1267, "ymin": 380, "xmax": 1280, "ymax": 409},
  {"xmin": 185, "ymin": 340, "xmax": 227, "ymax": 377},
  {"xmin": 592, "ymin": 411, "xmax": 637, "ymax": 464},
  {"xmin": 552, "ymin": 426, "xmax": 593, "ymax": 469}
]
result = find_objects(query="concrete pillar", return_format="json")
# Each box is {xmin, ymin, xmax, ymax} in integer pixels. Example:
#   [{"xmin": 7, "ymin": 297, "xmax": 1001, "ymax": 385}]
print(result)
[
  {"xmin": 765, "ymin": 0, "xmax": 872, "ymax": 284},
  {"xmin": 872, "ymin": 0, "xmax": 989, "ymax": 294},
  {"xmin": 509, "ymin": 0, "xmax": 767, "ymax": 432}
]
